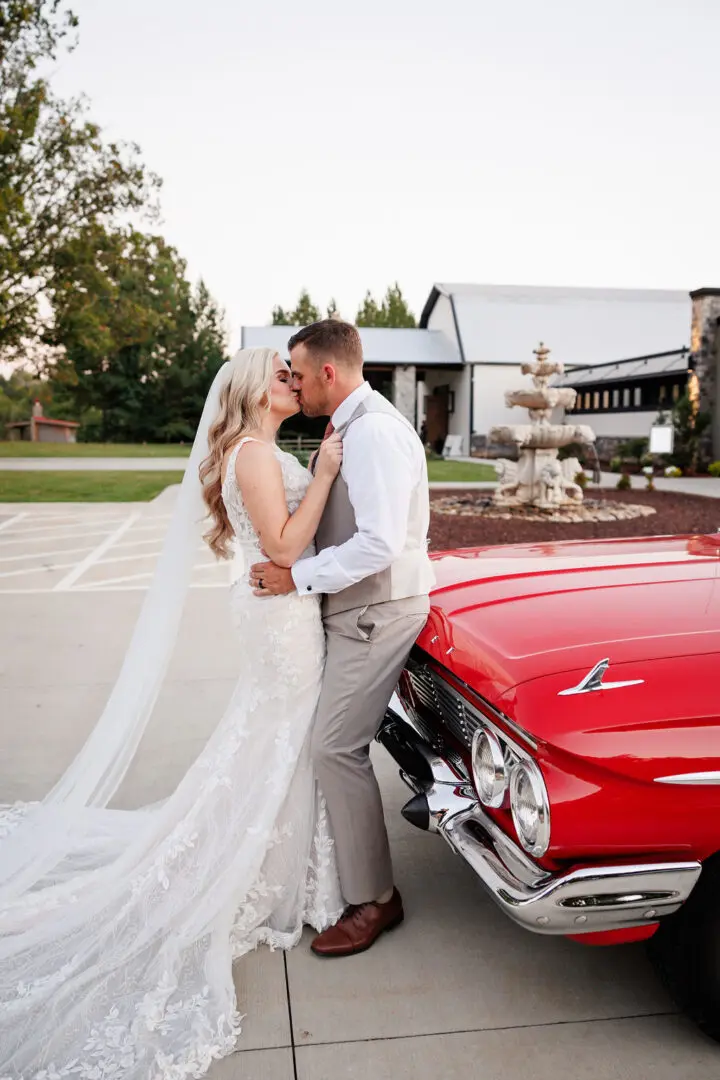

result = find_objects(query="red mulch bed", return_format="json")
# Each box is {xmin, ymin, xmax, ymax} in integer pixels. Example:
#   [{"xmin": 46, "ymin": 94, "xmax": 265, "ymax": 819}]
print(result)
[{"xmin": 428, "ymin": 488, "xmax": 720, "ymax": 551}]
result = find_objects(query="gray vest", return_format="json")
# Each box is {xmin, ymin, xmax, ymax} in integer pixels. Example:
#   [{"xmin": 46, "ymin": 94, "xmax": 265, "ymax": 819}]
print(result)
[{"xmin": 315, "ymin": 392, "xmax": 434, "ymax": 617}]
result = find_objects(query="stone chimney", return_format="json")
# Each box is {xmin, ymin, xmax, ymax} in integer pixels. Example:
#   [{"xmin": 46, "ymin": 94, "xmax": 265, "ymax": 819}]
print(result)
[
  {"xmin": 32, "ymin": 399, "xmax": 43, "ymax": 418},
  {"xmin": 689, "ymin": 288, "xmax": 720, "ymax": 462}
]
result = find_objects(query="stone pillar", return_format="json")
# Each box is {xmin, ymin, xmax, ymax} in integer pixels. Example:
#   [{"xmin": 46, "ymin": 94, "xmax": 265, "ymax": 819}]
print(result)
[
  {"xmin": 392, "ymin": 365, "xmax": 417, "ymax": 427},
  {"xmin": 689, "ymin": 288, "xmax": 720, "ymax": 462}
]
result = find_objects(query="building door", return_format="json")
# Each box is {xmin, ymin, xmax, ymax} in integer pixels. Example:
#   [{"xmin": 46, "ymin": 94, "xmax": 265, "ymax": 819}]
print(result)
[{"xmin": 425, "ymin": 386, "xmax": 449, "ymax": 454}]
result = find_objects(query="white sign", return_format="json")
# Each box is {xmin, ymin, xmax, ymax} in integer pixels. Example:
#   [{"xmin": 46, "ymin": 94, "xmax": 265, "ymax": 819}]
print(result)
[
  {"xmin": 649, "ymin": 425, "xmax": 674, "ymax": 455},
  {"xmin": 442, "ymin": 435, "xmax": 464, "ymax": 458}
]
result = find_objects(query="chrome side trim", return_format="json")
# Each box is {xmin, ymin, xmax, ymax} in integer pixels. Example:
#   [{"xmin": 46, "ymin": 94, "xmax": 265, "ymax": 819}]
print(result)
[
  {"xmin": 655, "ymin": 771, "xmax": 720, "ymax": 785},
  {"xmin": 379, "ymin": 698, "xmax": 701, "ymax": 936},
  {"xmin": 558, "ymin": 658, "xmax": 644, "ymax": 697}
]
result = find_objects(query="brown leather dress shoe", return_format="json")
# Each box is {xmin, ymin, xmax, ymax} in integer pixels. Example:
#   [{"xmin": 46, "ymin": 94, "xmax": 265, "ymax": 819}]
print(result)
[{"xmin": 311, "ymin": 888, "xmax": 404, "ymax": 957}]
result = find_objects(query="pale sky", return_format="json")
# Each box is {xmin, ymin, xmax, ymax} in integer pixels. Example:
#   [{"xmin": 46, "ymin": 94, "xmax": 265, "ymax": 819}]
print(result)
[{"xmin": 51, "ymin": 0, "xmax": 720, "ymax": 349}]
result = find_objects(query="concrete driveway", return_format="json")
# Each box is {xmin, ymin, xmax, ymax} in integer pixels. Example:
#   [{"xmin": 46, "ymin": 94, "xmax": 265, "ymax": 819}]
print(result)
[{"xmin": 1, "ymin": 504, "xmax": 718, "ymax": 1078}]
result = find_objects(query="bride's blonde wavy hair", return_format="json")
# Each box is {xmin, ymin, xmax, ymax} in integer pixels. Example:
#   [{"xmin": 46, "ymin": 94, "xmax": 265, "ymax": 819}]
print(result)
[{"xmin": 199, "ymin": 347, "xmax": 278, "ymax": 559}]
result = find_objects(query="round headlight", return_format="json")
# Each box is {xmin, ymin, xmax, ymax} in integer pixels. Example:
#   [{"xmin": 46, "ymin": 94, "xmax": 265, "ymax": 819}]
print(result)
[
  {"xmin": 471, "ymin": 728, "xmax": 507, "ymax": 808},
  {"xmin": 510, "ymin": 761, "xmax": 551, "ymax": 857}
]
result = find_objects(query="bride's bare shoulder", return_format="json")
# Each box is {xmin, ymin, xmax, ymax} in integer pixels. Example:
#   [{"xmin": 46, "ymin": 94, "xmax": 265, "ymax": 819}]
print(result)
[{"xmin": 226, "ymin": 439, "xmax": 282, "ymax": 491}]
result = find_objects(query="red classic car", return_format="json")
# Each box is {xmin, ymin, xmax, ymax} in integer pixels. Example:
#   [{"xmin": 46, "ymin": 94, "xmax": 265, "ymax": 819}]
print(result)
[{"xmin": 379, "ymin": 532, "xmax": 720, "ymax": 1041}]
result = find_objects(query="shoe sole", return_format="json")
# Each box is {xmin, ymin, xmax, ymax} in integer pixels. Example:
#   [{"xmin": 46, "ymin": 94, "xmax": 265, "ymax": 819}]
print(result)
[{"xmin": 311, "ymin": 911, "xmax": 405, "ymax": 958}]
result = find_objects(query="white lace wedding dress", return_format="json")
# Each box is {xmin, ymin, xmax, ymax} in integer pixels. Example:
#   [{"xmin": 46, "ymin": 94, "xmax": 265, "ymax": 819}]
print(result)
[{"xmin": 0, "ymin": 440, "xmax": 343, "ymax": 1079}]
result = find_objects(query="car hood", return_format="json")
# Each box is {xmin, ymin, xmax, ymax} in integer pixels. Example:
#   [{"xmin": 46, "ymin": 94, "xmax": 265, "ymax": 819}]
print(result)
[{"xmin": 419, "ymin": 533, "xmax": 720, "ymax": 707}]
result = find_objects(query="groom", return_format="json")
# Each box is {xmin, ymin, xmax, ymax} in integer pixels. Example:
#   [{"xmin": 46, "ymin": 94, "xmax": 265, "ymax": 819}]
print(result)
[{"xmin": 250, "ymin": 319, "xmax": 434, "ymax": 957}]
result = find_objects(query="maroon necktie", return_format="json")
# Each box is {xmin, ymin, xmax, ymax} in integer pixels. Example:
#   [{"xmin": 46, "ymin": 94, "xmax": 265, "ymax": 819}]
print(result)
[{"xmin": 310, "ymin": 421, "xmax": 335, "ymax": 475}]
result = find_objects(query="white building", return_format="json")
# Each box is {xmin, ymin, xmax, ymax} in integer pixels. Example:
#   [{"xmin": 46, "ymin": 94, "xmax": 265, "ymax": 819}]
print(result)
[{"xmin": 242, "ymin": 282, "xmax": 695, "ymax": 456}]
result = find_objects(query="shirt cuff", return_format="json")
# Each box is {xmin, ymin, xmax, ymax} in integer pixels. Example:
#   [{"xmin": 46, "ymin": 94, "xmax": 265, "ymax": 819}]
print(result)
[{"xmin": 291, "ymin": 558, "xmax": 319, "ymax": 596}]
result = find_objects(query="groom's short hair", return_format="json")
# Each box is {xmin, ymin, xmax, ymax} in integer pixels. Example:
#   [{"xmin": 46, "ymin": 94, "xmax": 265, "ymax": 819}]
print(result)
[{"xmin": 287, "ymin": 320, "xmax": 363, "ymax": 369}]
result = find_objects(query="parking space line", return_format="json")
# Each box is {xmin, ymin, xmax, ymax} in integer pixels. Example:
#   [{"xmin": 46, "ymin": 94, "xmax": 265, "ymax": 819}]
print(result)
[
  {"xmin": 75, "ymin": 570, "xmax": 154, "ymax": 588},
  {"xmin": 0, "ymin": 528, "xmax": 120, "ymax": 547},
  {"xmin": 0, "ymin": 561, "xmax": 77, "ymax": 580},
  {"xmin": 0, "ymin": 545, "xmax": 95, "ymax": 565},
  {"xmin": 0, "ymin": 513, "xmax": 28, "ymax": 534},
  {"xmin": 54, "ymin": 513, "xmax": 141, "ymax": 592}
]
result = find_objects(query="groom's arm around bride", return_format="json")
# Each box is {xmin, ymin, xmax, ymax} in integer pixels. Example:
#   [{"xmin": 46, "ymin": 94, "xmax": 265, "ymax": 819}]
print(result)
[{"xmin": 251, "ymin": 319, "xmax": 434, "ymax": 957}]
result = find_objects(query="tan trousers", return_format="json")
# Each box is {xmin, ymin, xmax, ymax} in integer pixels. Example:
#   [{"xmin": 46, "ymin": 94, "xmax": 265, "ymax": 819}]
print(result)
[{"xmin": 311, "ymin": 595, "xmax": 430, "ymax": 905}]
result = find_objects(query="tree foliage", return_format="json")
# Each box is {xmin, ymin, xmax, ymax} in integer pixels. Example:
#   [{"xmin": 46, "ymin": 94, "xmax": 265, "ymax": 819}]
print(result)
[
  {"xmin": 671, "ymin": 391, "xmax": 712, "ymax": 473},
  {"xmin": 271, "ymin": 289, "xmax": 322, "ymax": 326},
  {"xmin": 0, "ymin": 0, "xmax": 159, "ymax": 357},
  {"xmin": 355, "ymin": 283, "xmax": 416, "ymax": 327},
  {"xmin": 45, "ymin": 225, "xmax": 227, "ymax": 441}
]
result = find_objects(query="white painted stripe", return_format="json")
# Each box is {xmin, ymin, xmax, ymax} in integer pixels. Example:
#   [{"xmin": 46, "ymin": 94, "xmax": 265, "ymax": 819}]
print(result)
[
  {"xmin": 0, "ymin": 545, "xmax": 95, "ymax": 564},
  {"xmin": 0, "ymin": 581, "xmax": 227, "ymax": 594},
  {"xmin": 0, "ymin": 520, "xmax": 166, "ymax": 546},
  {"xmin": 95, "ymin": 551, "xmax": 161, "ymax": 567},
  {"xmin": 0, "ymin": 562, "xmax": 76, "ymax": 580},
  {"xmin": 0, "ymin": 512, "xmax": 28, "ymax": 534},
  {"xmin": 0, "ymin": 528, "xmax": 118, "ymax": 546},
  {"xmin": 75, "ymin": 570, "xmax": 154, "ymax": 588},
  {"xmin": 53, "ymin": 513, "xmax": 141, "ymax": 591}
]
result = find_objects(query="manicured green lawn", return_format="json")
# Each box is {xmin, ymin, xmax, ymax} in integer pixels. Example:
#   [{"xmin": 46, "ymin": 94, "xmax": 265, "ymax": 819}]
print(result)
[
  {"xmin": 0, "ymin": 442, "xmax": 191, "ymax": 457},
  {"xmin": 0, "ymin": 471, "xmax": 185, "ymax": 502},
  {"xmin": 426, "ymin": 459, "xmax": 496, "ymax": 482}
]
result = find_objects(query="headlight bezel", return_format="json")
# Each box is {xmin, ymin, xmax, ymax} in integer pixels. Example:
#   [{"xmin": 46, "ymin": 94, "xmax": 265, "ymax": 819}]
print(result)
[
  {"xmin": 471, "ymin": 727, "xmax": 508, "ymax": 808},
  {"xmin": 509, "ymin": 759, "xmax": 551, "ymax": 857}
]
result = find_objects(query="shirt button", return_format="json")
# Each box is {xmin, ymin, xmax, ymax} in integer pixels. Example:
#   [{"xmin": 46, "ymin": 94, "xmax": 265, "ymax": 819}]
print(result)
[{"xmin": 306, "ymin": 586, "xmax": 312, "ymax": 591}]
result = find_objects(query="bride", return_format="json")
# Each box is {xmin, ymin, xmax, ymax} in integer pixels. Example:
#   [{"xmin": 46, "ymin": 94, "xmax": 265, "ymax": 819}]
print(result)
[{"xmin": 0, "ymin": 348, "xmax": 346, "ymax": 1079}]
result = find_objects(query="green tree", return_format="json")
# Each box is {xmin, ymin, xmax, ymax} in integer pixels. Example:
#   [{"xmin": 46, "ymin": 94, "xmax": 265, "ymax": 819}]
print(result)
[
  {"xmin": 355, "ymin": 291, "xmax": 382, "ymax": 327},
  {"xmin": 45, "ymin": 225, "xmax": 223, "ymax": 442},
  {"xmin": 355, "ymin": 283, "xmax": 416, "ymax": 327},
  {"xmin": 150, "ymin": 280, "xmax": 228, "ymax": 442},
  {"xmin": 671, "ymin": 391, "xmax": 712, "ymax": 473},
  {"xmin": 271, "ymin": 289, "xmax": 321, "ymax": 326},
  {"xmin": 0, "ymin": 0, "xmax": 159, "ymax": 357}
]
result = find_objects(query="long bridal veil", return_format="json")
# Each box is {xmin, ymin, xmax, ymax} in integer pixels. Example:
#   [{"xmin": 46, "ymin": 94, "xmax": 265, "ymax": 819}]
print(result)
[
  {"xmin": 0, "ymin": 353, "xmax": 239, "ymax": 902},
  {"xmin": 0, "ymin": 348, "xmax": 309, "ymax": 1079}
]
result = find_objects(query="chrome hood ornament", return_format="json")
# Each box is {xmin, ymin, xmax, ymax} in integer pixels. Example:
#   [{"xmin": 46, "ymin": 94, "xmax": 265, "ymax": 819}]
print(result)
[{"xmin": 558, "ymin": 658, "xmax": 644, "ymax": 697}]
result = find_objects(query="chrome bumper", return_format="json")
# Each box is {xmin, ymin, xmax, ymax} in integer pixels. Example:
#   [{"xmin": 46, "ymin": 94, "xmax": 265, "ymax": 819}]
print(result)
[{"xmin": 378, "ymin": 696, "xmax": 702, "ymax": 936}]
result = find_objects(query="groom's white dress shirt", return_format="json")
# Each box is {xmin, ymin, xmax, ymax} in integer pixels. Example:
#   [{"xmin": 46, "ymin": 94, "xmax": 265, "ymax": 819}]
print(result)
[{"xmin": 291, "ymin": 382, "xmax": 429, "ymax": 597}]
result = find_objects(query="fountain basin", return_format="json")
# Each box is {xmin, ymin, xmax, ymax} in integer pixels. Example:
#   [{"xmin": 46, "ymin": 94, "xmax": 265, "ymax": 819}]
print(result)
[
  {"xmin": 489, "ymin": 423, "xmax": 595, "ymax": 450},
  {"xmin": 504, "ymin": 387, "xmax": 577, "ymax": 411}
]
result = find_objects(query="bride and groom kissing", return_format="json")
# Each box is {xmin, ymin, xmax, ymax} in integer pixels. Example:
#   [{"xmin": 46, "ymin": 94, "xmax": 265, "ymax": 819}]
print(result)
[{"xmin": 0, "ymin": 318, "xmax": 435, "ymax": 1078}]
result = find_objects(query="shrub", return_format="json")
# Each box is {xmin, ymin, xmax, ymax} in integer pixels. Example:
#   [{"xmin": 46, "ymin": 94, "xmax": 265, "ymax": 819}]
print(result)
[
  {"xmin": 609, "ymin": 457, "xmax": 623, "ymax": 473},
  {"xmin": 574, "ymin": 471, "xmax": 588, "ymax": 490},
  {"xmin": 709, "ymin": 462, "xmax": 720, "ymax": 478},
  {"xmin": 616, "ymin": 473, "xmax": 631, "ymax": 491},
  {"xmin": 665, "ymin": 466, "xmax": 682, "ymax": 478},
  {"xmin": 618, "ymin": 437, "xmax": 649, "ymax": 465}
]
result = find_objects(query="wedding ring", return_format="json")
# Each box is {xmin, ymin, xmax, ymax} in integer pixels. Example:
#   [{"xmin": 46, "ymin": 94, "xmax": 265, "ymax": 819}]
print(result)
[{"xmin": 258, "ymin": 578, "xmax": 264, "ymax": 589}]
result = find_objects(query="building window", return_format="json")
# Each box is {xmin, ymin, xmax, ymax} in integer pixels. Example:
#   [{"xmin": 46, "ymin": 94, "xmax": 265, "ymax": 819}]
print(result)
[
  {"xmin": 593, "ymin": 391, "xmax": 600, "ymax": 410},
  {"xmin": 659, "ymin": 384, "xmax": 667, "ymax": 404},
  {"xmin": 584, "ymin": 392, "xmax": 590, "ymax": 410},
  {"xmin": 602, "ymin": 390, "xmax": 610, "ymax": 409},
  {"xmin": 634, "ymin": 386, "xmax": 642, "ymax": 407},
  {"xmin": 623, "ymin": 388, "xmax": 630, "ymax": 407},
  {"xmin": 612, "ymin": 389, "xmax": 620, "ymax": 408},
  {"xmin": 672, "ymin": 383, "xmax": 681, "ymax": 402}
]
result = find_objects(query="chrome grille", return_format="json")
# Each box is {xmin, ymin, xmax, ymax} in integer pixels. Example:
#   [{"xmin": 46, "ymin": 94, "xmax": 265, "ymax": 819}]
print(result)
[{"xmin": 407, "ymin": 660, "xmax": 481, "ymax": 750}]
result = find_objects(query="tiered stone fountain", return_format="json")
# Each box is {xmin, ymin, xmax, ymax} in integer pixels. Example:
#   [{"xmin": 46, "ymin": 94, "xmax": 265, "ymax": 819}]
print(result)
[
  {"xmin": 489, "ymin": 343, "xmax": 595, "ymax": 508},
  {"xmin": 431, "ymin": 342, "xmax": 656, "ymax": 526}
]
